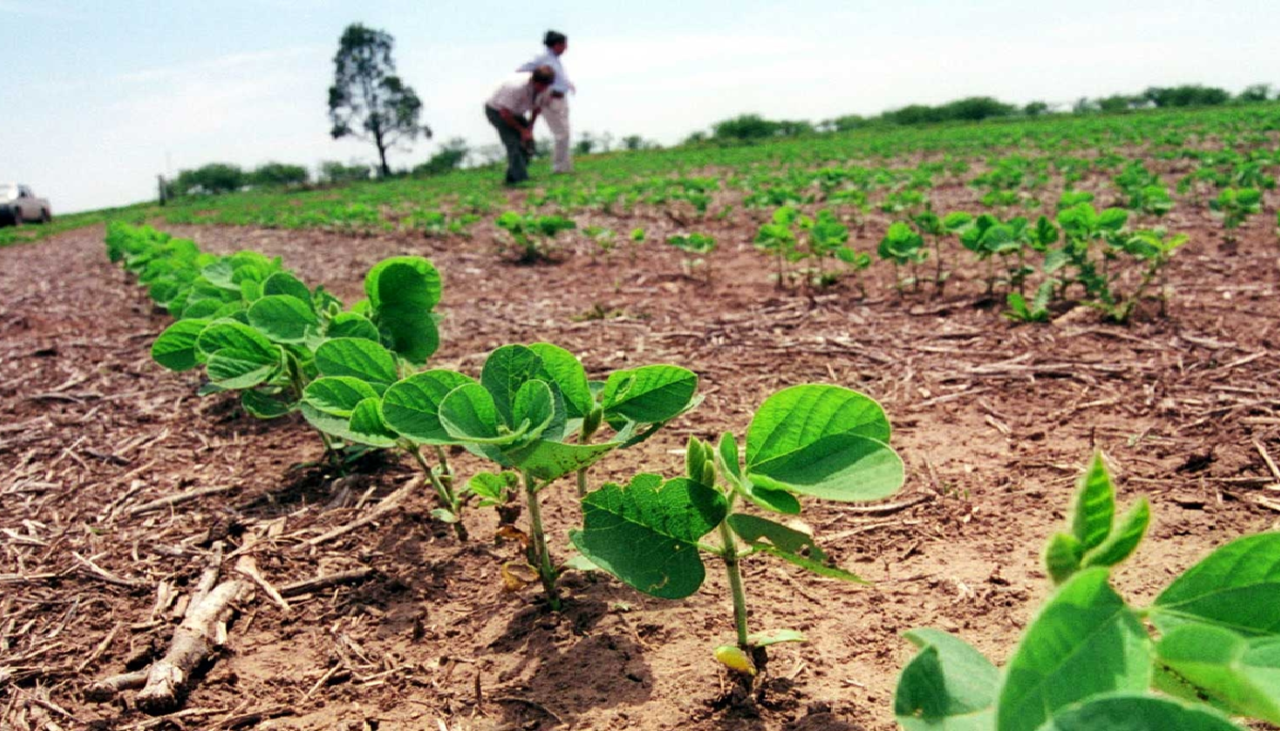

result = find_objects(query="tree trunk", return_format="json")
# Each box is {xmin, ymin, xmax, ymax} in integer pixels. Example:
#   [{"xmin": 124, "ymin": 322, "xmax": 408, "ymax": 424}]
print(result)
[{"xmin": 374, "ymin": 127, "xmax": 391, "ymax": 178}]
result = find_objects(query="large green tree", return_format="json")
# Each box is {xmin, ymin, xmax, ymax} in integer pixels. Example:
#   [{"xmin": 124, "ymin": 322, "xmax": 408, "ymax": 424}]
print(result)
[{"xmin": 327, "ymin": 24, "xmax": 431, "ymax": 177}]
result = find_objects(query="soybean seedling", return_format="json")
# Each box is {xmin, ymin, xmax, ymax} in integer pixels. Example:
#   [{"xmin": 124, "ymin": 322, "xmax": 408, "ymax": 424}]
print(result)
[
  {"xmin": 1210, "ymin": 187, "xmax": 1262, "ymax": 244},
  {"xmin": 378, "ymin": 344, "xmax": 699, "ymax": 609},
  {"xmin": 895, "ymin": 454, "xmax": 1280, "ymax": 731},
  {"xmin": 572, "ymin": 385, "xmax": 905, "ymax": 688},
  {"xmin": 666, "ymin": 233, "xmax": 717, "ymax": 282}
]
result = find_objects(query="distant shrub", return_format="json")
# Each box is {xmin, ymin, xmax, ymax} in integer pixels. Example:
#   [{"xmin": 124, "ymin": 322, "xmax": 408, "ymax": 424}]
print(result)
[
  {"xmin": 250, "ymin": 162, "xmax": 309, "ymax": 188},
  {"xmin": 172, "ymin": 163, "xmax": 246, "ymax": 197},
  {"xmin": 412, "ymin": 138, "xmax": 469, "ymax": 177},
  {"xmin": 1143, "ymin": 85, "xmax": 1231, "ymax": 108},
  {"xmin": 318, "ymin": 160, "xmax": 372, "ymax": 184}
]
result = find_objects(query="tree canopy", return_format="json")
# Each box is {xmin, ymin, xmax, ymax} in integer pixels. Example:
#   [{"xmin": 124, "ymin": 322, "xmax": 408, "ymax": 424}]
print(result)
[{"xmin": 327, "ymin": 24, "xmax": 431, "ymax": 177}]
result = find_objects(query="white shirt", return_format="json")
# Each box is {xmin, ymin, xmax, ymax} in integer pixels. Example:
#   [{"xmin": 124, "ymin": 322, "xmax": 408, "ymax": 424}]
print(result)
[
  {"xmin": 486, "ymin": 74, "xmax": 539, "ymax": 115},
  {"xmin": 517, "ymin": 50, "xmax": 573, "ymax": 95}
]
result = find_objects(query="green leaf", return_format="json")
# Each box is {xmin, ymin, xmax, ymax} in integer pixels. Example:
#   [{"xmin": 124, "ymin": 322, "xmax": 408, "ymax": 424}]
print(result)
[
  {"xmin": 247, "ymin": 295, "xmax": 319, "ymax": 344},
  {"xmin": 504, "ymin": 439, "xmax": 618, "ymax": 483},
  {"xmin": 365, "ymin": 256, "xmax": 442, "ymax": 310},
  {"xmin": 380, "ymin": 370, "xmax": 476, "ymax": 444},
  {"xmin": 895, "ymin": 628, "xmax": 998, "ymax": 731},
  {"xmin": 299, "ymin": 403, "xmax": 366, "ymax": 445},
  {"xmin": 1033, "ymin": 693, "xmax": 1244, "ymax": 731},
  {"xmin": 347, "ymin": 398, "xmax": 399, "ymax": 448},
  {"xmin": 261, "ymin": 271, "xmax": 312, "ymax": 307},
  {"xmin": 304, "ymin": 377, "xmax": 380, "ymax": 417},
  {"xmin": 728, "ymin": 513, "xmax": 866, "ymax": 583},
  {"xmin": 366, "ymin": 258, "xmax": 442, "ymax": 363},
  {"xmin": 528, "ymin": 343, "xmax": 593, "ymax": 421},
  {"xmin": 738, "ymin": 483, "xmax": 803, "ymax": 515},
  {"xmin": 1152, "ymin": 533, "xmax": 1280, "ymax": 636},
  {"xmin": 1071, "ymin": 454, "xmax": 1115, "ymax": 552},
  {"xmin": 747, "ymin": 384, "xmax": 891, "ymax": 459},
  {"xmin": 326, "ymin": 312, "xmax": 381, "ymax": 341},
  {"xmin": 1156, "ymin": 624, "xmax": 1280, "ymax": 723},
  {"xmin": 480, "ymin": 345, "xmax": 543, "ymax": 428},
  {"xmin": 239, "ymin": 278, "xmax": 262, "ymax": 303},
  {"xmin": 569, "ymin": 475, "xmax": 727, "ymax": 599},
  {"xmin": 466, "ymin": 471, "xmax": 518, "ymax": 502},
  {"xmin": 997, "ymin": 568, "xmax": 1151, "ymax": 731},
  {"xmin": 240, "ymin": 389, "xmax": 294, "ymax": 419},
  {"xmin": 151, "ymin": 319, "xmax": 210, "ymax": 371},
  {"xmin": 201, "ymin": 260, "xmax": 237, "ymax": 291},
  {"xmin": 512, "ymin": 380, "xmax": 556, "ymax": 443},
  {"xmin": 748, "ymin": 432, "xmax": 904, "ymax": 502},
  {"xmin": 1082, "ymin": 498, "xmax": 1149, "ymax": 570},
  {"xmin": 601, "ymin": 365, "xmax": 699, "ymax": 423},
  {"xmin": 717, "ymin": 432, "xmax": 743, "ymax": 481},
  {"xmin": 180, "ymin": 297, "xmax": 229, "ymax": 321},
  {"xmin": 438, "ymin": 383, "xmax": 513, "ymax": 444},
  {"xmin": 1097, "ymin": 208, "xmax": 1129, "ymax": 232},
  {"xmin": 1044, "ymin": 533, "xmax": 1084, "ymax": 585},
  {"xmin": 743, "ymin": 385, "xmax": 901, "ymax": 501},
  {"xmin": 196, "ymin": 319, "xmax": 279, "ymax": 363},
  {"xmin": 377, "ymin": 305, "xmax": 440, "ymax": 365},
  {"xmin": 314, "ymin": 337, "xmax": 398, "ymax": 388},
  {"xmin": 206, "ymin": 350, "xmax": 278, "ymax": 389}
]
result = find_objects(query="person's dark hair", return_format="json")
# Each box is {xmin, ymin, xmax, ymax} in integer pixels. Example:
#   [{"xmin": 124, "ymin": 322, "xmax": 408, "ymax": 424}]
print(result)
[
  {"xmin": 544, "ymin": 30, "xmax": 567, "ymax": 47},
  {"xmin": 531, "ymin": 65, "xmax": 556, "ymax": 85}
]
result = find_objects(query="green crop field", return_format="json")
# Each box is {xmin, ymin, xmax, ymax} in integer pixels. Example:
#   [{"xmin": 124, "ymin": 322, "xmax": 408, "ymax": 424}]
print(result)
[{"xmin": 4, "ymin": 100, "xmax": 1280, "ymax": 731}]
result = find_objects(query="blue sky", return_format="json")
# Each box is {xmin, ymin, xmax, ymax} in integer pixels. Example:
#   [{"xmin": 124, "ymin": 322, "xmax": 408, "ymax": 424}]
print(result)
[{"xmin": 3, "ymin": 0, "xmax": 1278, "ymax": 213}]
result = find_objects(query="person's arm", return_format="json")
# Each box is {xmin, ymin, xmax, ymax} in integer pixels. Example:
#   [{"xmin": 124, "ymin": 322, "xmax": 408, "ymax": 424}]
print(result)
[
  {"xmin": 497, "ymin": 107, "xmax": 533, "ymax": 141},
  {"xmin": 515, "ymin": 52, "xmax": 547, "ymax": 73}
]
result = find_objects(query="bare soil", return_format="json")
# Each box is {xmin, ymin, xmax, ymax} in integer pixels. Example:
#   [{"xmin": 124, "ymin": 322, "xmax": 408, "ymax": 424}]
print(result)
[{"xmin": 2, "ymin": 190, "xmax": 1279, "ymax": 731}]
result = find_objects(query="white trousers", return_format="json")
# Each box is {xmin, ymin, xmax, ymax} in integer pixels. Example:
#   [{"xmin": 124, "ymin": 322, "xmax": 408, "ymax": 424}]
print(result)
[{"xmin": 542, "ymin": 95, "xmax": 572, "ymax": 173}]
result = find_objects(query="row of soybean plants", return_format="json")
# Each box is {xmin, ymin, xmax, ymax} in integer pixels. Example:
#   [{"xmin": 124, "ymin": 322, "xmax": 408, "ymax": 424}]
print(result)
[
  {"xmin": 103, "ymin": 222, "xmax": 907, "ymax": 676},
  {"xmin": 106, "ymin": 224, "xmax": 1280, "ymax": 725}
]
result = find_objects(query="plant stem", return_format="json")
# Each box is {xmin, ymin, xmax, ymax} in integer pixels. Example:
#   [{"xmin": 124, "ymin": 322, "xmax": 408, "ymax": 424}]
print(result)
[
  {"xmin": 524, "ymin": 471, "xmax": 562, "ymax": 611},
  {"xmin": 317, "ymin": 432, "xmax": 342, "ymax": 471},
  {"xmin": 934, "ymin": 236, "xmax": 945, "ymax": 294},
  {"xmin": 433, "ymin": 446, "xmax": 453, "ymax": 490},
  {"xmin": 411, "ymin": 447, "xmax": 467, "ymax": 540},
  {"xmin": 717, "ymin": 519, "xmax": 750, "ymax": 649},
  {"xmin": 575, "ymin": 415, "xmax": 601, "ymax": 498}
]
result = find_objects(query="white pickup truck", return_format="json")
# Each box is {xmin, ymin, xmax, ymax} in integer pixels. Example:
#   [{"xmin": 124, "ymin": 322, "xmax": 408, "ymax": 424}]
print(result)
[{"xmin": 0, "ymin": 183, "xmax": 52, "ymax": 226}]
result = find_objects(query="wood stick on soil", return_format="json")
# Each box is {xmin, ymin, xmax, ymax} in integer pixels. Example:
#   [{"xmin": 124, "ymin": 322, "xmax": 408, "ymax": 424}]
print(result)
[
  {"xmin": 73, "ymin": 551, "xmax": 147, "ymax": 590},
  {"xmin": 127, "ymin": 485, "xmax": 234, "ymax": 516},
  {"xmin": 303, "ymin": 478, "xmax": 418, "ymax": 547},
  {"xmin": 86, "ymin": 543, "xmax": 252, "ymax": 714},
  {"xmin": 85, "ymin": 670, "xmax": 149, "ymax": 701},
  {"xmin": 1253, "ymin": 438, "xmax": 1280, "ymax": 488},
  {"xmin": 133, "ymin": 572, "xmax": 250, "ymax": 714},
  {"xmin": 215, "ymin": 705, "xmax": 294, "ymax": 729},
  {"xmin": 234, "ymin": 538, "xmax": 290, "ymax": 613},
  {"xmin": 75, "ymin": 621, "xmax": 123, "ymax": 674},
  {"xmin": 279, "ymin": 568, "xmax": 375, "ymax": 598}
]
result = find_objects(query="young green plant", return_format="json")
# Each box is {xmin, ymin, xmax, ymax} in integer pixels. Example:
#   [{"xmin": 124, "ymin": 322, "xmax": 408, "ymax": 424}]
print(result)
[
  {"xmin": 379, "ymin": 343, "xmax": 700, "ymax": 609},
  {"xmin": 894, "ymin": 454, "xmax": 1280, "ymax": 731},
  {"xmin": 571, "ymin": 384, "xmax": 905, "ymax": 685}
]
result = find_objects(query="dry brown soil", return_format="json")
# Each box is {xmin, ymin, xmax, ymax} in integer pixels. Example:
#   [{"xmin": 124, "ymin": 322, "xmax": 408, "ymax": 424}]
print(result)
[{"xmin": 2, "ymin": 190, "xmax": 1280, "ymax": 731}]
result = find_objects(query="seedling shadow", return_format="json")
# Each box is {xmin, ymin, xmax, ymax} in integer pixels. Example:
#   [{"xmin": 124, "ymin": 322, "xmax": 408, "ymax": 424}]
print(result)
[
  {"xmin": 483, "ymin": 587, "xmax": 654, "ymax": 729},
  {"xmin": 234, "ymin": 453, "xmax": 406, "ymax": 521}
]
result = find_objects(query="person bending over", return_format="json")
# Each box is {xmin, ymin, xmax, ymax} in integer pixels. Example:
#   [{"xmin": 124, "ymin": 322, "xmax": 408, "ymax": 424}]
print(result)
[{"xmin": 484, "ymin": 65, "xmax": 555, "ymax": 185}]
